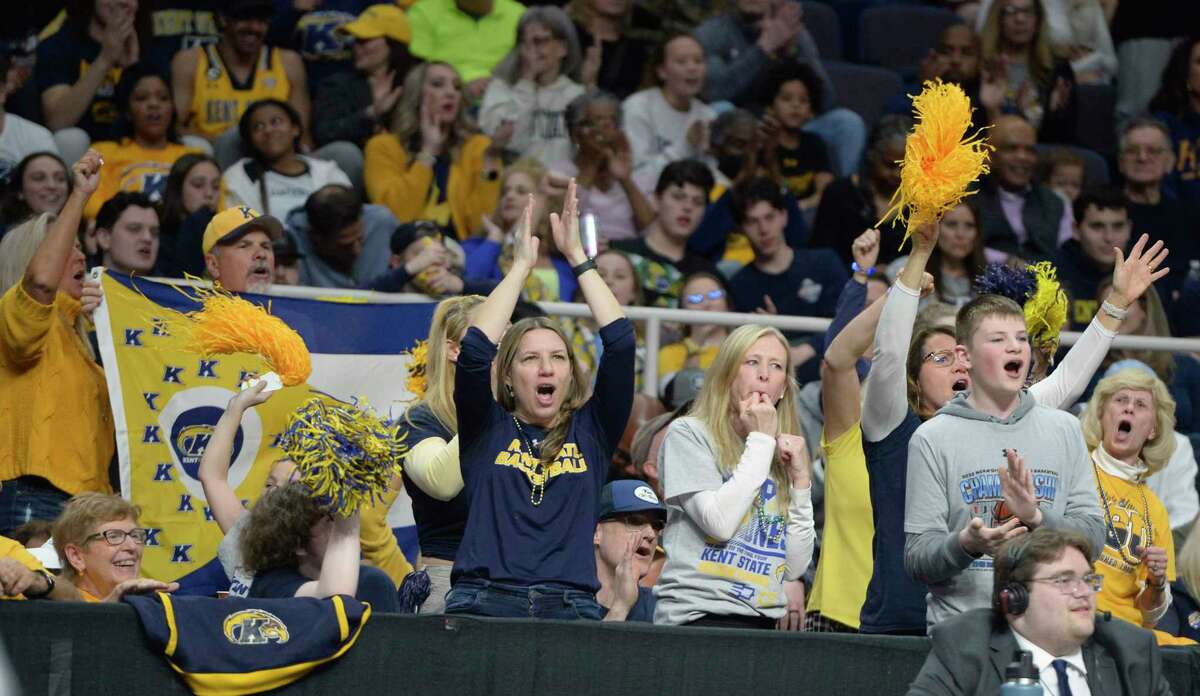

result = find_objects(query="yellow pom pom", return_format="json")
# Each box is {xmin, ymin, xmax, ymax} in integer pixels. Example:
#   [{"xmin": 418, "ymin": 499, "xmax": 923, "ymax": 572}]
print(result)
[
  {"xmin": 160, "ymin": 283, "xmax": 312, "ymax": 386},
  {"xmin": 403, "ymin": 339, "xmax": 429, "ymax": 401},
  {"xmin": 880, "ymin": 79, "xmax": 992, "ymax": 246},
  {"xmin": 1023, "ymin": 261, "xmax": 1069, "ymax": 354}
]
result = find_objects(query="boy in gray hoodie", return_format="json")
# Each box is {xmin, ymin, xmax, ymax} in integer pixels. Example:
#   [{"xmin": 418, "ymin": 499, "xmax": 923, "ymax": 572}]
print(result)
[{"xmin": 903, "ymin": 294, "xmax": 1105, "ymax": 629}]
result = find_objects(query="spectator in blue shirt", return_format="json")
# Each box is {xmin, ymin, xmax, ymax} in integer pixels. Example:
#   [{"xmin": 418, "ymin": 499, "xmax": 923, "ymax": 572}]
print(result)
[
  {"xmin": 728, "ymin": 176, "xmax": 847, "ymax": 344},
  {"xmin": 445, "ymin": 181, "xmax": 634, "ymax": 620},
  {"xmin": 594, "ymin": 480, "xmax": 665, "ymax": 622}
]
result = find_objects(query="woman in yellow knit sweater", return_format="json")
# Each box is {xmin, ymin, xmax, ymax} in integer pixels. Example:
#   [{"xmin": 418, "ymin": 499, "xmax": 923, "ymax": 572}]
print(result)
[
  {"xmin": 364, "ymin": 62, "xmax": 502, "ymax": 240},
  {"xmin": 0, "ymin": 150, "xmax": 113, "ymax": 534},
  {"xmin": 1081, "ymin": 366, "xmax": 1196, "ymax": 646}
]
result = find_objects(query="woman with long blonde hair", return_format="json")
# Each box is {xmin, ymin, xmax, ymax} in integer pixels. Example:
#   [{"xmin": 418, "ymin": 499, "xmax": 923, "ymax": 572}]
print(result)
[
  {"xmin": 1081, "ymin": 367, "xmax": 1195, "ymax": 645},
  {"xmin": 0, "ymin": 150, "xmax": 110, "ymax": 535},
  {"xmin": 400, "ymin": 294, "xmax": 484, "ymax": 613},
  {"xmin": 445, "ymin": 180, "xmax": 634, "ymax": 620},
  {"xmin": 364, "ymin": 62, "xmax": 502, "ymax": 240},
  {"xmin": 654, "ymin": 323, "xmax": 815, "ymax": 629}
]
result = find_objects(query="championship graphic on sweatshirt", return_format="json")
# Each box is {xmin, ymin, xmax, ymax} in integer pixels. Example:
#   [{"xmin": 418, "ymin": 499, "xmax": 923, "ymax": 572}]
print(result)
[{"xmin": 957, "ymin": 456, "xmax": 1060, "ymax": 571}]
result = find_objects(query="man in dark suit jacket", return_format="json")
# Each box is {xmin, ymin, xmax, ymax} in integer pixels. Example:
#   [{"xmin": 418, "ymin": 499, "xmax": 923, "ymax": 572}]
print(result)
[
  {"xmin": 978, "ymin": 115, "xmax": 1072, "ymax": 263},
  {"xmin": 907, "ymin": 528, "xmax": 1173, "ymax": 696}
]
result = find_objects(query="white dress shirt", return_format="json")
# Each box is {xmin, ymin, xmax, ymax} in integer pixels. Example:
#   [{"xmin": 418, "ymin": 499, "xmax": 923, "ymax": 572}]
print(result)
[{"xmin": 1013, "ymin": 629, "xmax": 1093, "ymax": 696}]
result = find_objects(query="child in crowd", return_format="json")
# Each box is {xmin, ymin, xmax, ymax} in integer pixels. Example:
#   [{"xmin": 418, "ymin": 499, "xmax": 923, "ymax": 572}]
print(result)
[
  {"xmin": 610, "ymin": 159, "xmax": 718, "ymax": 307},
  {"xmin": 223, "ymin": 99, "xmax": 351, "ymax": 218},
  {"xmin": 622, "ymin": 34, "xmax": 715, "ymax": 185},
  {"xmin": 756, "ymin": 60, "xmax": 833, "ymax": 213},
  {"xmin": 85, "ymin": 65, "xmax": 198, "ymax": 220},
  {"xmin": 1040, "ymin": 147, "xmax": 1086, "ymax": 209},
  {"xmin": 903, "ymin": 293, "xmax": 1108, "ymax": 628}
]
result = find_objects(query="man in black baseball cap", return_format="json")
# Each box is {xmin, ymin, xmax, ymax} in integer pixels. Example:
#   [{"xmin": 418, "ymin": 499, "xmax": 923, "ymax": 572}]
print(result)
[{"xmin": 594, "ymin": 480, "xmax": 666, "ymax": 622}]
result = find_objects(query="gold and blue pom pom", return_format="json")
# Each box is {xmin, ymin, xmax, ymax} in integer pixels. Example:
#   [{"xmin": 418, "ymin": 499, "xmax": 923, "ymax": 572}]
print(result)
[
  {"xmin": 160, "ymin": 281, "xmax": 312, "ymax": 386},
  {"xmin": 403, "ymin": 339, "xmax": 429, "ymax": 401},
  {"xmin": 279, "ymin": 395, "xmax": 407, "ymax": 517},
  {"xmin": 880, "ymin": 79, "xmax": 992, "ymax": 246},
  {"xmin": 974, "ymin": 261, "xmax": 1067, "ymax": 354},
  {"xmin": 1023, "ymin": 261, "xmax": 1068, "ymax": 355}
]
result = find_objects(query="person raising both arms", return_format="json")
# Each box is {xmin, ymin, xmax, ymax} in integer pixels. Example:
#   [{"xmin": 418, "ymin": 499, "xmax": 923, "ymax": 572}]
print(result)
[{"xmin": 445, "ymin": 180, "xmax": 635, "ymax": 620}]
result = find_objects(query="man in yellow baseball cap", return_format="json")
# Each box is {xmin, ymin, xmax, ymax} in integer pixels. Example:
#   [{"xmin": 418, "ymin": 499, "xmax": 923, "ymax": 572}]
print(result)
[{"xmin": 202, "ymin": 206, "xmax": 283, "ymax": 293}]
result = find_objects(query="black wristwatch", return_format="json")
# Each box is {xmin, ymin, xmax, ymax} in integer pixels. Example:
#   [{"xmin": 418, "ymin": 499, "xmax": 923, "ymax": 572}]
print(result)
[
  {"xmin": 571, "ymin": 258, "xmax": 597, "ymax": 278},
  {"xmin": 24, "ymin": 569, "xmax": 55, "ymax": 599}
]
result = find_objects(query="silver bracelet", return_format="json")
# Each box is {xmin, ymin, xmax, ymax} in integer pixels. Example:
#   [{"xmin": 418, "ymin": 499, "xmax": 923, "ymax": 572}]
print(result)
[{"xmin": 1100, "ymin": 300, "xmax": 1128, "ymax": 321}]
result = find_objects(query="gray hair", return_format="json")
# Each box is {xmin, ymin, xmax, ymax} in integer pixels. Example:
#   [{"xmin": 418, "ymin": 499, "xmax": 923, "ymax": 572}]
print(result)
[
  {"xmin": 563, "ymin": 89, "xmax": 622, "ymax": 135},
  {"xmin": 493, "ymin": 6, "xmax": 583, "ymax": 85},
  {"xmin": 1117, "ymin": 116, "xmax": 1172, "ymax": 154}
]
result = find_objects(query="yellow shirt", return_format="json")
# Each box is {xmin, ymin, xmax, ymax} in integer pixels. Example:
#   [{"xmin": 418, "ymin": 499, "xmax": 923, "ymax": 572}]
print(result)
[
  {"xmin": 363, "ymin": 132, "xmax": 501, "ymax": 241},
  {"xmin": 85, "ymin": 139, "xmax": 201, "ymax": 219},
  {"xmin": 0, "ymin": 284, "xmax": 114, "ymax": 495},
  {"xmin": 358, "ymin": 478, "xmax": 414, "ymax": 588},
  {"xmin": 1091, "ymin": 467, "xmax": 1194, "ymax": 645},
  {"xmin": 806, "ymin": 422, "xmax": 873, "ymax": 628},
  {"xmin": 189, "ymin": 45, "xmax": 290, "ymax": 140},
  {"xmin": 658, "ymin": 338, "xmax": 720, "ymax": 376},
  {"xmin": 1, "ymin": 535, "xmax": 45, "ymax": 600}
]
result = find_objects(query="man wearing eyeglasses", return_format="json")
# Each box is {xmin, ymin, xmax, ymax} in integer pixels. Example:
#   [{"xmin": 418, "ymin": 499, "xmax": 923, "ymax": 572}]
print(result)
[
  {"xmin": 1118, "ymin": 117, "xmax": 1199, "ymax": 314},
  {"xmin": 908, "ymin": 528, "xmax": 1174, "ymax": 696},
  {"xmin": 594, "ymin": 480, "xmax": 666, "ymax": 622}
]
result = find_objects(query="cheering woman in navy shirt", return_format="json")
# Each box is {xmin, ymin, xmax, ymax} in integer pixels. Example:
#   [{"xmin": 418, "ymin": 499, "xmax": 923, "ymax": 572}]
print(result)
[{"xmin": 445, "ymin": 180, "xmax": 635, "ymax": 620}]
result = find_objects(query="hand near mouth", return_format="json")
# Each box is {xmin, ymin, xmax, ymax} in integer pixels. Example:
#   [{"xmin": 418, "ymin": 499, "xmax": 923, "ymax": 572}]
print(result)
[
  {"xmin": 605, "ymin": 532, "xmax": 642, "ymax": 621},
  {"xmin": 739, "ymin": 393, "xmax": 779, "ymax": 437},
  {"xmin": 999, "ymin": 449, "xmax": 1042, "ymax": 527}
]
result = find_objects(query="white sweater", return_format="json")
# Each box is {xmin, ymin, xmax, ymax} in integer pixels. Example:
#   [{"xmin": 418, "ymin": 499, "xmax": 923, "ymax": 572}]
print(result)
[
  {"xmin": 621, "ymin": 88, "xmax": 716, "ymax": 185},
  {"xmin": 222, "ymin": 155, "xmax": 352, "ymax": 219},
  {"xmin": 479, "ymin": 75, "xmax": 585, "ymax": 167}
]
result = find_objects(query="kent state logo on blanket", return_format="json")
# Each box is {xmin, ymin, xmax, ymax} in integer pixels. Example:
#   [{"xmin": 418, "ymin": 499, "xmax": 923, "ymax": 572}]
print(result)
[
  {"xmin": 92, "ymin": 271, "xmax": 437, "ymax": 593},
  {"xmin": 223, "ymin": 609, "xmax": 291, "ymax": 646}
]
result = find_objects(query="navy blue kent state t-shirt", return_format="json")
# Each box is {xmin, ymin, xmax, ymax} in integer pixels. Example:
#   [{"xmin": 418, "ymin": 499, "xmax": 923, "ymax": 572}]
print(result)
[
  {"xmin": 452, "ymin": 319, "xmax": 636, "ymax": 593},
  {"xmin": 399, "ymin": 403, "xmax": 469, "ymax": 561}
]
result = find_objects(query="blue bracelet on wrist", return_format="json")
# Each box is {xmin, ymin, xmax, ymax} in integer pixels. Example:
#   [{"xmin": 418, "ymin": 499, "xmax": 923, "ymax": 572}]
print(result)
[{"xmin": 851, "ymin": 262, "xmax": 876, "ymax": 277}]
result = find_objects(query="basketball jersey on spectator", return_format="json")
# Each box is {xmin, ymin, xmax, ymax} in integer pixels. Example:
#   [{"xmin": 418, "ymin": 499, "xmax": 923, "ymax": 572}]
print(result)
[
  {"xmin": 190, "ymin": 45, "xmax": 290, "ymax": 140},
  {"xmin": 148, "ymin": 2, "xmax": 218, "ymax": 73},
  {"xmin": 85, "ymin": 139, "xmax": 201, "ymax": 219}
]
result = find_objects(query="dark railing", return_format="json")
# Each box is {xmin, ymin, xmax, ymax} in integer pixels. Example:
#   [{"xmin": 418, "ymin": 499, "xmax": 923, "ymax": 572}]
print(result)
[{"xmin": 4, "ymin": 602, "xmax": 1200, "ymax": 695}]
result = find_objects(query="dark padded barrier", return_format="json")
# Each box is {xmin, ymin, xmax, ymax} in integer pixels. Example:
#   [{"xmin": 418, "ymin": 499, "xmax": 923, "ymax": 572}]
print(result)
[{"xmin": 3, "ymin": 602, "xmax": 1199, "ymax": 695}]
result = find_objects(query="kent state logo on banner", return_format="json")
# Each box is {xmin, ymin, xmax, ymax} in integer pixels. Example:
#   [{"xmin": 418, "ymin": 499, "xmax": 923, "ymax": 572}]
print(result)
[{"xmin": 157, "ymin": 386, "xmax": 263, "ymax": 501}]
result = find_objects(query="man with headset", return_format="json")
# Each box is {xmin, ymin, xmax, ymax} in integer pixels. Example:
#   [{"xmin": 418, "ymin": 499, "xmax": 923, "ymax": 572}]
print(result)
[{"xmin": 907, "ymin": 528, "xmax": 1173, "ymax": 696}]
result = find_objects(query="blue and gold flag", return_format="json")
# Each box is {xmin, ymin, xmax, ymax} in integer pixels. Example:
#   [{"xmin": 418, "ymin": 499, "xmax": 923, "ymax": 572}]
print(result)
[{"xmin": 93, "ymin": 271, "xmax": 435, "ymax": 594}]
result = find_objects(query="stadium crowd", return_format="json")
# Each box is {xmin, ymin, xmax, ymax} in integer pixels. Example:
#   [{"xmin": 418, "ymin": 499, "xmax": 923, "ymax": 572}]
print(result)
[{"xmin": 2, "ymin": 0, "xmax": 1200, "ymax": 691}]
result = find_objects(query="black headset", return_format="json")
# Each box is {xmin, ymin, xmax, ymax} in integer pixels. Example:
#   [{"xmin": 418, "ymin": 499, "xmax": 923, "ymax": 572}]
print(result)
[{"xmin": 998, "ymin": 535, "xmax": 1036, "ymax": 616}]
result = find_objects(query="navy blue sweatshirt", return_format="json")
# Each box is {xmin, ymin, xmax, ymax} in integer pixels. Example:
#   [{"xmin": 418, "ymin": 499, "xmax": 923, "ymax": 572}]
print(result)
[
  {"xmin": 399, "ymin": 403, "xmax": 470, "ymax": 561},
  {"xmin": 452, "ymin": 319, "xmax": 636, "ymax": 592}
]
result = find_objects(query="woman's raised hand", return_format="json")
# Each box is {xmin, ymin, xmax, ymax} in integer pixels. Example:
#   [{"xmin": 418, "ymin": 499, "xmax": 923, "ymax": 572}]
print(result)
[
  {"xmin": 550, "ymin": 178, "xmax": 587, "ymax": 265},
  {"xmin": 777, "ymin": 433, "xmax": 811, "ymax": 489},
  {"xmin": 511, "ymin": 194, "xmax": 539, "ymax": 272},
  {"xmin": 73, "ymin": 150, "xmax": 103, "ymax": 196}
]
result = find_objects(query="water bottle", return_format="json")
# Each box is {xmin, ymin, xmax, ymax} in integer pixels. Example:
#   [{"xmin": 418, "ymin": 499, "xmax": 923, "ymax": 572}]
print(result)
[{"xmin": 1000, "ymin": 650, "xmax": 1042, "ymax": 695}]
